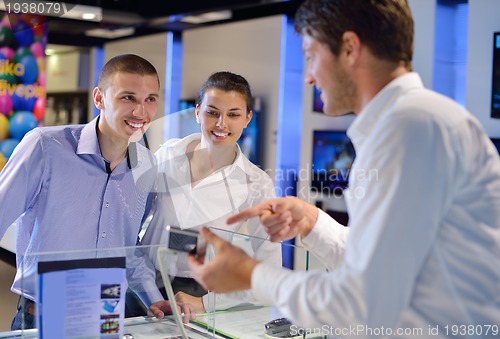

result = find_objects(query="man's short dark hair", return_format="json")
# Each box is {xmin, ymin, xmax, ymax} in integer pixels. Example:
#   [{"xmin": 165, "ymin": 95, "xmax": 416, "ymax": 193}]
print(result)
[
  {"xmin": 98, "ymin": 54, "xmax": 160, "ymax": 90},
  {"xmin": 295, "ymin": 0, "xmax": 414, "ymax": 70}
]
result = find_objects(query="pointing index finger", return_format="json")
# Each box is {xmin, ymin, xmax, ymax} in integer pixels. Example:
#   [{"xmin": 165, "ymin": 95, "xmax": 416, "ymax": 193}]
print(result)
[{"xmin": 226, "ymin": 205, "xmax": 263, "ymax": 224}]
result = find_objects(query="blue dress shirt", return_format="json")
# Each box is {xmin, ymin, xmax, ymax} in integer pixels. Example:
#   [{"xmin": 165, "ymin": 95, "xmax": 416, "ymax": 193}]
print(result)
[{"xmin": 0, "ymin": 117, "xmax": 156, "ymax": 300}]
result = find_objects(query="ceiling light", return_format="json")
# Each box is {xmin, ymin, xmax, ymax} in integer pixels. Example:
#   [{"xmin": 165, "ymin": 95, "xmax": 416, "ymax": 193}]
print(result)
[
  {"xmin": 181, "ymin": 10, "xmax": 232, "ymax": 24},
  {"xmin": 82, "ymin": 13, "xmax": 97, "ymax": 20},
  {"xmin": 85, "ymin": 27, "xmax": 135, "ymax": 39}
]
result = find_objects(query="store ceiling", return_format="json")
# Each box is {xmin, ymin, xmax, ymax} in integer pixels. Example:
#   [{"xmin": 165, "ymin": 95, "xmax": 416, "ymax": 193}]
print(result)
[{"xmin": 44, "ymin": 0, "xmax": 303, "ymax": 47}]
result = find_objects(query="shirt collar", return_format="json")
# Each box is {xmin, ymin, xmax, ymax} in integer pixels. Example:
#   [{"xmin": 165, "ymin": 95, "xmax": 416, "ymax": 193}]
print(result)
[
  {"xmin": 77, "ymin": 115, "xmax": 135, "ymax": 170},
  {"xmin": 347, "ymin": 72, "xmax": 424, "ymax": 147},
  {"xmin": 76, "ymin": 116, "xmax": 101, "ymax": 156},
  {"xmin": 227, "ymin": 141, "xmax": 245, "ymax": 174},
  {"xmin": 173, "ymin": 133, "xmax": 246, "ymax": 175}
]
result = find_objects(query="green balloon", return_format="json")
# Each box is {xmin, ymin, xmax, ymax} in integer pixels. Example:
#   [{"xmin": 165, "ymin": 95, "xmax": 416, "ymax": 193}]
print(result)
[
  {"xmin": 14, "ymin": 47, "xmax": 32, "ymax": 64},
  {"xmin": 0, "ymin": 27, "xmax": 17, "ymax": 49}
]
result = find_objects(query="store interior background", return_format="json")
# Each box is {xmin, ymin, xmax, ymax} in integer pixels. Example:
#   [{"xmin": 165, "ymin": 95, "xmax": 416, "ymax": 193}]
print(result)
[{"xmin": 1, "ymin": 0, "xmax": 500, "ymax": 331}]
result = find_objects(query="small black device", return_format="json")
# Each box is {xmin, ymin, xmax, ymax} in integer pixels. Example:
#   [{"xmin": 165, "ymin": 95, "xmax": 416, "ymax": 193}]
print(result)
[
  {"xmin": 264, "ymin": 318, "xmax": 299, "ymax": 338},
  {"xmin": 165, "ymin": 225, "xmax": 207, "ymax": 256}
]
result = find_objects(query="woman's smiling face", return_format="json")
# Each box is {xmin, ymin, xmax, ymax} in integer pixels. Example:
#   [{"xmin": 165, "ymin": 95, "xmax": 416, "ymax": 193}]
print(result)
[{"xmin": 196, "ymin": 88, "xmax": 252, "ymax": 148}]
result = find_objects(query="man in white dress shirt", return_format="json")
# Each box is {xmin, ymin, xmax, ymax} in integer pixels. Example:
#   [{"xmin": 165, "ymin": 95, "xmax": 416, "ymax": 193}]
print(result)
[{"xmin": 187, "ymin": 0, "xmax": 500, "ymax": 337}]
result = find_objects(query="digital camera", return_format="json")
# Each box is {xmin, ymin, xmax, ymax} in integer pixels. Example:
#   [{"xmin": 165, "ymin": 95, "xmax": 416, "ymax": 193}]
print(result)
[{"xmin": 165, "ymin": 225, "xmax": 207, "ymax": 256}]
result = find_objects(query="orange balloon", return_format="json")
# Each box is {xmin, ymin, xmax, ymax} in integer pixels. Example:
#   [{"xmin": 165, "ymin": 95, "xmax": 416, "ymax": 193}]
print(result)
[{"xmin": 37, "ymin": 57, "xmax": 46, "ymax": 73}]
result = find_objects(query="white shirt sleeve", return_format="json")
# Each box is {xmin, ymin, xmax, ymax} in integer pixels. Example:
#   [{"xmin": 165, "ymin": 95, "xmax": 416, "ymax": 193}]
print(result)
[{"xmin": 298, "ymin": 209, "xmax": 349, "ymax": 270}]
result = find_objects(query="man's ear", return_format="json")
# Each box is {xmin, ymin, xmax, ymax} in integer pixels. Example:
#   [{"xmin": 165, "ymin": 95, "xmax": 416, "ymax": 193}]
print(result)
[
  {"xmin": 342, "ymin": 31, "xmax": 361, "ymax": 65},
  {"xmin": 93, "ymin": 87, "xmax": 104, "ymax": 110}
]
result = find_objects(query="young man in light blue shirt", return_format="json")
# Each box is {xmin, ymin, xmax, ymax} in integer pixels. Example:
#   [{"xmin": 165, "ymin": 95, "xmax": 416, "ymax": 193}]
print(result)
[{"xmin": 0, "ymin": 54, "xmax": 193, "ymax": 330}]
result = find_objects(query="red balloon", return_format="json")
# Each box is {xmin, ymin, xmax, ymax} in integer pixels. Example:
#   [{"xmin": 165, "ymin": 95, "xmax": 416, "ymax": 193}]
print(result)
[
  {"xmin": 32, "ymin": 23, "xmax": 46, "ymax": 37},
  {"xmin": 33, "ymin": 96, "xmax": 45, "ymax": 121}
]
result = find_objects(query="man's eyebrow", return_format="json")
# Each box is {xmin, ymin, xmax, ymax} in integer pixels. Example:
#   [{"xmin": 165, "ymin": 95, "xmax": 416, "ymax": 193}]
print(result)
[
  {"xmin": 117, "ymin": 91, "xmax": 159, "ymax": 97},
  {"xmin": 117, "ymin": 91, "xmax": 135, "ymax": 95}
]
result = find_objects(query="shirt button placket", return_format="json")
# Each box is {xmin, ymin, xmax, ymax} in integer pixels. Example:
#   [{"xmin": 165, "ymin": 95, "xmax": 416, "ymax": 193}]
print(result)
[{"xmin": 101, "ymin": 202, "xmax": 109, "ymax": 242}]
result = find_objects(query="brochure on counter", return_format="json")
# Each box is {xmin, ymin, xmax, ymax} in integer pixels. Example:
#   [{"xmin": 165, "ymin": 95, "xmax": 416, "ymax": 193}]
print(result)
[{"xmin": 37, "ymin": 257, "xmax": 126, "ymax": 339}]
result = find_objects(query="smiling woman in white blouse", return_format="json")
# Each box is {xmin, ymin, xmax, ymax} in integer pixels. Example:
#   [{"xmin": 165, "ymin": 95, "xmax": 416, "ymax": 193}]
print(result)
[{"xmin": 139, "ymin": 71, "xmax": 282, "ymax": 315}]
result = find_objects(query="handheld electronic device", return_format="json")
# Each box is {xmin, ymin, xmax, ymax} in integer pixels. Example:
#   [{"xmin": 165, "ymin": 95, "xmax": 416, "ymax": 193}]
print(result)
[
  {"xmin": 165, "ymin": 225, "xmax": 207, "ymax": 256},
  {"xmin": 264, "ymin": 318, "xmax": 302, "ymax": 339}
]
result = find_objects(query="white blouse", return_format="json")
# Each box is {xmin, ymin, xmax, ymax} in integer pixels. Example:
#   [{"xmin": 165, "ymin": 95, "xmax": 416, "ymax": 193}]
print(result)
[{"xmin": 142, "ymin": 133, "xmax": 282, "ymax": 311}]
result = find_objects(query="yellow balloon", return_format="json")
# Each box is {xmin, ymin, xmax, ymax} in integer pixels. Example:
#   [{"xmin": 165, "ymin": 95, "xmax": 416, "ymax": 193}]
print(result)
[
  {"xmin": 0, "ymin": 114, "xmax": 9, "ymax": 141},
  {"xmin": 0, "ymin": 152, "xmax": 6, "ymax": 172}
]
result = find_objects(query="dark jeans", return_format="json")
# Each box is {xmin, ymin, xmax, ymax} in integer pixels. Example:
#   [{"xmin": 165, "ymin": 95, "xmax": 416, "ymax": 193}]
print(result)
[
  {"xmin": 11, "ymin": 296, "xmax": 35, "ymax": 331},
  {"xmin": 125, "ymin": 277, "xmax": 207, "ymax": 317}
]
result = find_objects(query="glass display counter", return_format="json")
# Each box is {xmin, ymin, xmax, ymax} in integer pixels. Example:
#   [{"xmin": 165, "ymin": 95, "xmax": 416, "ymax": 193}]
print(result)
[
  {"xmin": 2, "ymin": 228, "xmax": 327, "ymax": 338},
  {"xmin": 0, "ymin": 306, "xmax": 282, "ymax": 339}
]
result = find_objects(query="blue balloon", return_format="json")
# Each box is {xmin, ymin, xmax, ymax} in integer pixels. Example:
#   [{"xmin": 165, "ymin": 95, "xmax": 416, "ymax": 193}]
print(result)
[
  {"xmin": 12, "ymin": 91, "xmax": 36, "ymax": 111},
  {"xmin": 9, "ymin": 111, "xmax": 37, "ymax": 140},
  {"xmin": 13, "ymin": 21, "xmax": 34, "ymax": 47},
  {"xmin": 0, "ymin": 138, "xmax": 20, "ymax": 158},
  {"xmin": 19, "ymin": 55, "xmax": 38, "ymax": 84}
]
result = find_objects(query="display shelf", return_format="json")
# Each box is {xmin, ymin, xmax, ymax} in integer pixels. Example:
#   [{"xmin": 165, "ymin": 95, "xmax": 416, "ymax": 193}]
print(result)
[{"xmin": 44, "ymin": 91, "xmax": 89, "ymax": 126}]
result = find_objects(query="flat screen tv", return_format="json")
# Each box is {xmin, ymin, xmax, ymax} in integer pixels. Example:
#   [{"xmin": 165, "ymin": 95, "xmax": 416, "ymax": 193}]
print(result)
[
  {"xmin": 238, "ymin": 97, "xmax": 262, "ymax": 167},
  {"xmin": 311, "ymin": 130, "xmax": 356, "ymax": 195},
  {"xmin": 491, "ymin": 32, "xmax": 500, "ymax": 118}
]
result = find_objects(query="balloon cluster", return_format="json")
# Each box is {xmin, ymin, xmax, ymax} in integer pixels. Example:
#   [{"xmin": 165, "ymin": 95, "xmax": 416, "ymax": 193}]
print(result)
[{"xmin": 0, "ymin": 13, "xmax": 46, "ymax": 171}]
